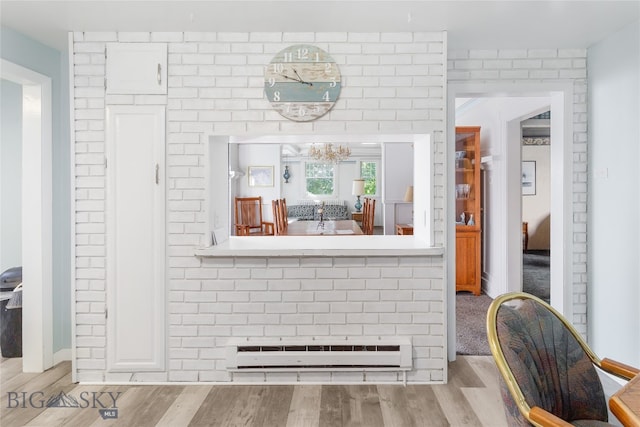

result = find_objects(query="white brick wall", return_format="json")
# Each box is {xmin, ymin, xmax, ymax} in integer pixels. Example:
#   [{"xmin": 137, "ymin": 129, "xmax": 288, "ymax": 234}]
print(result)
[
  {"xmin": 448, "ymin": 48, "xmax": 588, "ymax": 335},
  {"xmin": 73, "ymin": 31, "xmax": 447, "ymax": 383}
]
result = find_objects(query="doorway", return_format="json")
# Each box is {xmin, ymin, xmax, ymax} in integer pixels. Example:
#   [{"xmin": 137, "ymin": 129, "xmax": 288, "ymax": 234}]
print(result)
[
  {"xmin": 521, "ymin": 111, "xmax": 551, "ymax": 303},
  {"xmin": 1, "ymin": 59, "xmax": 54, "ymax": 372},
  {"xmin": 448, "ymin": 83, "xmax": 574, "ymax": 360}
]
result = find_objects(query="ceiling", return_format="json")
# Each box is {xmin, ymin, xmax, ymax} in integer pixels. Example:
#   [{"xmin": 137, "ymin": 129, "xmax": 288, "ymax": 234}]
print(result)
[{"xmin": 1, "ymin": 1, "xmax": 639, "ymax": 52}]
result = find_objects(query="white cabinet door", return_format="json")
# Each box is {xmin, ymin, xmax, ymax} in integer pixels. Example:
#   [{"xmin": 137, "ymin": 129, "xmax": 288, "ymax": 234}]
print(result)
[
  {"xmin": 106, "ymin": 105, "xmax": 165, "ymax": 372},
  {"xmin": 106, "ymin": 43, "xmax": 167, "ymax": 94}
]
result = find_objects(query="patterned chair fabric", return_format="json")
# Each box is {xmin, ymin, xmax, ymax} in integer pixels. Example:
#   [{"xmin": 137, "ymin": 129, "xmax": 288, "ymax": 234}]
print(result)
[
  {"xmin": 287, "ymin": 202, "xmax": 349, "ymax": 221},
  {"xmin": 495, "ymin": 299, "xmax": 611, "ymax": 426}
]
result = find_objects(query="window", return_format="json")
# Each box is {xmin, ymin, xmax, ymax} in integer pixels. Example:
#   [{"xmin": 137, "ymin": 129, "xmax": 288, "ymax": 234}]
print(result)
[
  {"xmin": 360, "ymin": 161, "xmax": 378, "ymax": 195},
  {"xmin": 305, "ymin": 162, "xmax": 334, "ymax": 196}
]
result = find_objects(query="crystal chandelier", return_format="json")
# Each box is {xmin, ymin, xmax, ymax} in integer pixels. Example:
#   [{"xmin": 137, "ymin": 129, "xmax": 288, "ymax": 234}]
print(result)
[{"xmin": 308, "ymin": 144, "xmax": 351, "ymax": 163}]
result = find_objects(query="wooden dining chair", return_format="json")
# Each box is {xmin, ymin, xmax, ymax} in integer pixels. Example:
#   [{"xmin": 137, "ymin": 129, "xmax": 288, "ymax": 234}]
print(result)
[
  {"xmin": 271, "ymin": 198, "xmax": 288, "ymax": 236},
  {"xmin": 362, "ymin": 197, "xmax": 376, "ymax": 235},
  {"xmin": 234, "ymin": 196, "xmax": 274, "ymax": 236}
]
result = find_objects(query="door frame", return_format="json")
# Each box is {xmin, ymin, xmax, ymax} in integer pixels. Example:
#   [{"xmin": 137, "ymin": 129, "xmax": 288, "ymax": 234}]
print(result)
[
  {"xmin": 447, "ymin": 81, "xmax": 574, "ymax": 360},
  {"xmin": 1, "ymin": 59, "xmax": 54, "ymax": 372}
]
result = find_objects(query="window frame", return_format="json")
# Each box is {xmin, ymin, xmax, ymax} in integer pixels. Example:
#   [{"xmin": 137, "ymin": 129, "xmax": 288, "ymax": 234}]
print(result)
[
  {"xmin": 303, "ymin": 161, "xmax": 338, "ymax": 199},
  {"xmin": 359, "ymin": 159, "xmax": 380, "ymax": 197}
]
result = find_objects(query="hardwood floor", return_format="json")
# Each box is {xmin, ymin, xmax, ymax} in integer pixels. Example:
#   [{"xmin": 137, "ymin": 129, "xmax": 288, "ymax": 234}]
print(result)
[{"xmin": 0, "ymin": 356, "xmax": 508, "ymax": 426}]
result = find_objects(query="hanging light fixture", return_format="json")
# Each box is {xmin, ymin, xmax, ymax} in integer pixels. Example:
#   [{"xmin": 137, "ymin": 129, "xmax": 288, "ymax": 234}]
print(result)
[{"xmin": 308, "ymin": 143, "xmax": 351, "ymax": 163}]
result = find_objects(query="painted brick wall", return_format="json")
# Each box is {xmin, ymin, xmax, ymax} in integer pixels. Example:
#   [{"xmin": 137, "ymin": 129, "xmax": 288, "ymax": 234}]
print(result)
[
  {"xmin": 72, "ymin": 31, "xmax": 447, "ymax": 383},
  {"xmin": 448, "ymin": 48, "xmax": 588, "ymax": 335}
]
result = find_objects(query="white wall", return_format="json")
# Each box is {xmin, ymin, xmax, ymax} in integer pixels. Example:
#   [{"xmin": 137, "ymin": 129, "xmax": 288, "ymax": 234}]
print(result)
[
  {"xmin": 235, "ymin": 144, "xmax": 281, "ymax": 222},
  {"xmin": 522, "ymin": 144, "xmax": 551, "ymax": 250},
  {"xmin": 72, "ymin": 31, "xmax": 447, "ymax": 383},
  {"xmin": 383, "ymin": 143, "xmax": 413, "ymax": 232},
  {"xmin": 0, "ymin": 79, "xmax": 22, "ymax": 272},
  {"xmin": 588, "ymin": 20, "xmax": 640, "ymax": 367}
]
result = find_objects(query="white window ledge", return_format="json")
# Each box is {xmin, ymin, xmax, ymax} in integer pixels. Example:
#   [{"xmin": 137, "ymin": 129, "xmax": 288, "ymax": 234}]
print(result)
[{"xmin": 195, "ymin": 236, "xmax": 444, "ymax": 258}]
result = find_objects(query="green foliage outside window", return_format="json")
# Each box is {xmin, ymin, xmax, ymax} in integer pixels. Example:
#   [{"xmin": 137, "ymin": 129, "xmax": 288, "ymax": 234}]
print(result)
[
  {"xmin": 305, "ymin": 163, "xmax": 334, "ymax": 196},
  {"xmin": 360, "ymin": 161, "xmax": 377, "ymax": 195}
]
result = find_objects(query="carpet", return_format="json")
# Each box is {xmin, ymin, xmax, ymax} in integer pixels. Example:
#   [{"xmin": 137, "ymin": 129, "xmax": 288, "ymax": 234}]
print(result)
[
  {"xmin": 456, "ymin": 292, "xmax": 493, "ymax": 355},
  {"xmin": 523, "ymin": 250, "xmax": 550, "ymax": 302},
  {"xmin": 456, "ymin": 251, "xmax": 550, "ymax": 355}
]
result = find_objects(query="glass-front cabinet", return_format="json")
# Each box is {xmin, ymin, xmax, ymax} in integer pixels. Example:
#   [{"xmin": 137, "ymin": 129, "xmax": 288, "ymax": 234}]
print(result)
[{"xmin": 455, "ymin": 126, "xmax": 481, "ymax": 295}]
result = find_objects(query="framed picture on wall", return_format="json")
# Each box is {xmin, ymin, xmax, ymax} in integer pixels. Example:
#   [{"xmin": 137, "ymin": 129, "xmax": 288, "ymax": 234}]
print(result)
[
  {"xmin": 522, "ymin": 161, "xmax": 536, "ymax": 195},
  {"xmin": 248, "ymin": 166, "xmax": 274, "ymax": 187}
]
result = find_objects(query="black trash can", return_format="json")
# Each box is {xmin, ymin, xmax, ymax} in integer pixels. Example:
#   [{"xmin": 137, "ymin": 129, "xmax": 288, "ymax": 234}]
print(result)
[{"xmin": 0, "ymin": 267, "xmax": 22, "ymax": 358}]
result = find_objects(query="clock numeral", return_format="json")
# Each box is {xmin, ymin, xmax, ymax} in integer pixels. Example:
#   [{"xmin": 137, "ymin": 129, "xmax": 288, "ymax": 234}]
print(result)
[
  {"xmin": 273, "ymin": 91, "xmax": 281, "ymax": 102},
  {"xmin": 272, "ymin": 63, "xmax": 284, "ymax": 73},
  {"xmin": 283, "ymin": 52, "xmax": 293, "ymax": 63},
  {"xmin": 314, "ymin": 52, "xmax": 320, "ymax": 62},
  {"xmin": 268, "ymin": 77, "xmax": 276, "ymax": 87},
  {"xmin": 299, "ymin": 106, "xmax": 307, "ymax": 117},
  {"xmin": 329, "ymin": 77, "xmax": 337, "ymax": 88},
  {"xmin": 323, "ymin": 91, "xmax": 331, "ymax": 102},
  {"xmin": 297, "ymin": 48, "xmax": 309, "ymax": 60},
  {"xmin": 285, "ymin": 103, "xmax": 291, "ymax": 113},
  {"xmin": 325, "ymin": 63, "xmax": 332, "ymax": 73}
]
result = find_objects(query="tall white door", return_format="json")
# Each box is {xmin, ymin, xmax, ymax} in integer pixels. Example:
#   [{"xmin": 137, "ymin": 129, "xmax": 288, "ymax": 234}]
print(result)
[{"xmin": 106, "ymin": 105, "xmax": 165, "ymax": 372}]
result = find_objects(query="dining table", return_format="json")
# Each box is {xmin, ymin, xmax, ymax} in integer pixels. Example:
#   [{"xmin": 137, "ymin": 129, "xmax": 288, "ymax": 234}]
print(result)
[
  {"xmin": 610, "ymin": 371, "xmax": 640, "ymax": 426},
  {"xmin": 283, "ymin": 219, "xmax": 363, "ymax": 236}
]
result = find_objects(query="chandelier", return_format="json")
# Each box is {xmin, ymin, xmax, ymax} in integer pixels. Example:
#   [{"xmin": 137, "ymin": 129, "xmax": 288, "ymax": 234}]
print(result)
[{"xmin": 308, "ymin": 144, "xmax": 351, "ymax": 163}]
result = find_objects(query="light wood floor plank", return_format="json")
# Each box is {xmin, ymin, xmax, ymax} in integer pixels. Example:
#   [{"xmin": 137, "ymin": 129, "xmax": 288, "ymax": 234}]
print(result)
[
  {"xmin": 463, "ymin": 356, "xmax": 509, "ymax": 427},
  {"xmin": 286, "ymin": 385, "xmax": 322, "ymax": 427},
  {"xmin": 24, "ymin": 384, "xmax": 108, "ymax": 426},
  {"xmin": 377, "ymin": 385, "xmax": 418, "ymax": 427},
  {"xmin": 216, "ymin": 386, "xmax": 274, "ymax": 426},
  {"xmin": 0, "ymin": 357, "xmax": 23, "ymax": 384},
  {"xmin": 1, "ymin": 360, "xmax": 70, "ymax": 397},
  {"xmin": 249, "ymin": 385, "xmax": 295, "ymax": 427},
  {"xmin": 0, "ymin": 356, "xmax": 508, "ymax": 427},
  {"xmin": 432, "ymin": 381, "xmax": 485, "ymax": 426},
  {"xmin": 448, "ymin": 357, "xmax": 485, "ymax": 388},
  {"xmin": 155, "ymin": 385, "xmax": 211, "ymax": 427},
  {"xmin": 320, "ymin": 385, "xmax": 384, "ymax": 427},
  {"xmin": 404, "ymin": 385, "xmax": 450, "ymax": 427},
  {"xmin": 1, "ymin": 364, "xmax": 75, "ymax": 427},
  {"xmin": 60, "ymin": 385, "xmax": 130, "ymax": 427},
  {"xmin": 88, "ymin": 385, "xmax": 183, "ymax": 427}
]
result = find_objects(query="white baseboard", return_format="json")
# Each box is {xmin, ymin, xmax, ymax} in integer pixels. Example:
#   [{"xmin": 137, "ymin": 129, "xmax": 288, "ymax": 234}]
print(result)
[{"xmin": 53, "ymin": 348, "xmax": 71, "ymax": 365}]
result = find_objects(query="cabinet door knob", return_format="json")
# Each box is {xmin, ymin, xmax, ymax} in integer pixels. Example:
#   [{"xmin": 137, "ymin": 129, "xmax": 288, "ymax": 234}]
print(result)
[{"xmin": 157, "ymin": 64, "xmax": 161, "ymax": 85}]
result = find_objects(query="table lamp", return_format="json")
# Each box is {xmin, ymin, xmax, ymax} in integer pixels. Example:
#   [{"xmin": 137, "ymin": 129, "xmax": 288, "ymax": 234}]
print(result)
[
  {"xmin": 404, "ymin": 185, "xmax": 414, "ymax": 224},
  {"xmin": 403, "ymin": 185, "xmax": 413, "ymax": 203},
  {"xmin": 352, "ymin": 179, "xmax": 365, "ymax": 212}
]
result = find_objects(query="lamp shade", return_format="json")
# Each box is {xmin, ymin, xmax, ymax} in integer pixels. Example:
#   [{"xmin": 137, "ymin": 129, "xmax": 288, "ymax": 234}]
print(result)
[
  {"xmin": 352, "ymin": 179, "xmax": 365, "ymax": 195},
  {"xmin": 403, "ymin": 185, "xmax": 414, "ymax": 202}
]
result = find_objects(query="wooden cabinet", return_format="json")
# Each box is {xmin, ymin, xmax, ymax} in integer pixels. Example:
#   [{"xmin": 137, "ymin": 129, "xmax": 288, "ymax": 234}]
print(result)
[
  {"xmin": 106, "ymin": 43, "xmax": 167, "ymax": 94},
  {"xmin": 352, "ymin": 212, "xmax": 363, "ymax": 224},
  {"xmin": 396, "ymin": 224, "xmax": 414, "ymax": 235},
  {"xmin": 455, "ymin": 126, "xmax": 481, "ymax": 295}
]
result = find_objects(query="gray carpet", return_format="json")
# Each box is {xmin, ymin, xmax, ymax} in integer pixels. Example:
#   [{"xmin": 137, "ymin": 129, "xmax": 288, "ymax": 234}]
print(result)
[
  {"xmin": 456, "ymin": 293, "xmax": 493, "ymax": 355},
  {"xmin": 523, "ymin": 250, "xmax": 550, "ymax": 302},
  {"xmin": 456, "ymin": 251, "xmax": 550, "ymax": 355}
]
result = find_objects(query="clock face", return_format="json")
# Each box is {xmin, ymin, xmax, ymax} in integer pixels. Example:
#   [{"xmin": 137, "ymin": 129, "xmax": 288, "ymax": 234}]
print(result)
[{"xmin": 264, "ymin": 44, "xmax": 341, "ymax": 122}]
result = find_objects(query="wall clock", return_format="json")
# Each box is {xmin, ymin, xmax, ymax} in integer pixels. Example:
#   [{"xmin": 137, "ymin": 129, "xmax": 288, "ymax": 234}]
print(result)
[{"xmin": 264, "ymin": 44, "xmax": 341, "ymax": 122}]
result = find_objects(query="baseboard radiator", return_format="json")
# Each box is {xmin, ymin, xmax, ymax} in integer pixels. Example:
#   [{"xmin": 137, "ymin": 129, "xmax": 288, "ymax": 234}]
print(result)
[{"xmin": 226, "ymin": 338, "xmax": 412, "ymax": 372}]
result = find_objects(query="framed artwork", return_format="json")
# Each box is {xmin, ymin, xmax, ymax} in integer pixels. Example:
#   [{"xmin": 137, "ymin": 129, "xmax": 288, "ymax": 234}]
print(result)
[
  {"xmin": 248, "ymin": 166, "xmax": 274, "ymax": 187},
  {"xmin": 522, "ymin": 161, "xmax": 536, "ymax": 195}
]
